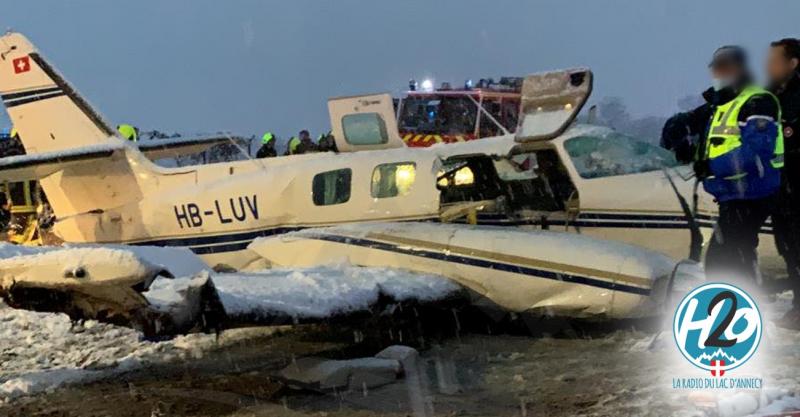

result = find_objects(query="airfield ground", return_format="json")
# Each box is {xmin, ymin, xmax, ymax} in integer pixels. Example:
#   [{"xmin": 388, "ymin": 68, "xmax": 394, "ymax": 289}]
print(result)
[{"xmin": 2, "ymin": 292, "xmax": 800, "ymax": 417}]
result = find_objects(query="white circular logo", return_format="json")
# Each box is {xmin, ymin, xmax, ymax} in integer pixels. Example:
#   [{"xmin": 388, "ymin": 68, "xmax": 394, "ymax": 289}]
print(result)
[{"xmin": 673, "ymin": 283, "xmax": 762, "ymax": 374}]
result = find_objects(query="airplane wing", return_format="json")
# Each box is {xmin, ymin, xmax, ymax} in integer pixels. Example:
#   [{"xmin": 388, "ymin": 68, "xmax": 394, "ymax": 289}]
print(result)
[
  {"xmin": 137, "ymin": 134, "xmax": 246, "ymax": 160},
  {"xmin": 0, "ymin": 143, "xmax": 125, "ymax": 182},
  {"xmin": 145, "ymin": 266, "xmax": 465, "ymax": 328}
]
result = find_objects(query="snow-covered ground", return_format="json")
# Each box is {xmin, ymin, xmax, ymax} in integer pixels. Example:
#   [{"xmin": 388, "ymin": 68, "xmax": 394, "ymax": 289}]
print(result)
[
  {"xmin": 0, "ymin": 302, "xmax": 216, "ymax": 400},
  {"xmin": 1, "ymin": 242, "xmax": 800, "ymax": 416},
  {"xmin": 0, "ymin": 255, "xmax": 458, "ymax": 403}
]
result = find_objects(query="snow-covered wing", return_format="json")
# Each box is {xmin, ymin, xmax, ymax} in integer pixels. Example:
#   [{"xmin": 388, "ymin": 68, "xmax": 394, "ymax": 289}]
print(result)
[
  {"xmin": 137, "ymin": 134, "xmax": 242, "ymax": 160},
  {"xmin": 146, "ymin": 266, "xmax": 462, "ymax": 322},
  {"xmin": 514, "ymin": 68, "xmax": 592, "ymax": 145},
  {"xmin": 0, "ymin": 143, "xmax": 124, "ymax": 182}
]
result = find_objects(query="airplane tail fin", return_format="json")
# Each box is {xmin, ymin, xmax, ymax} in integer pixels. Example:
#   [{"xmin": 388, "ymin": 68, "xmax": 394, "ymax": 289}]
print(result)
[
  {"xmin": 0, "ymin": 32, "xmax": 117, "ymax": 153},
  {"xmin": 0, "ymin": 32, "xmax": 149, "ymax": 218}
]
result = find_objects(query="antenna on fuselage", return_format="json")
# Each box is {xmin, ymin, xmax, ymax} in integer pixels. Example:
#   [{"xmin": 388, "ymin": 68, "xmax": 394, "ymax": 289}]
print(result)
[{"xmin": 221, "ymin": 131, "xmax": 267, "ymax": 171}]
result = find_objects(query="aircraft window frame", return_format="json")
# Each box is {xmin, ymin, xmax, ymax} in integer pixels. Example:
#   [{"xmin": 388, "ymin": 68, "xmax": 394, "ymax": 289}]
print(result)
[
  {"xmin": 341, "ymin": 113, "xmax": 389, "ymax": 146},
  {"xmin": 312, "ymin": 168, "xmax": 352, "ymax": 206},
  {"xmin": 371, "ymin": 162, "xmax": 417, "ymax": 199},
  {"xmin": 563, "ymin": 133, "xmax": 679, "ymax": 179}
]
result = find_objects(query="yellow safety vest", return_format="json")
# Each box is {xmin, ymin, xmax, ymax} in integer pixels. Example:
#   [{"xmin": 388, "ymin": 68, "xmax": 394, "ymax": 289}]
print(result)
[{"xmin": 705, "ymin": 86, "xmax": 784, "ymax": 170}]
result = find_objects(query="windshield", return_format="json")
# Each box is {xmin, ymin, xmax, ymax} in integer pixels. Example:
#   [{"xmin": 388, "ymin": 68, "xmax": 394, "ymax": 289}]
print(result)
[
  {"xmin": 564, "ymin": 132, "xmax": 679, "ymax": 179},
  {"xmin": 399, "ymin": 96, "xmax": 478, "ymax": 135}
]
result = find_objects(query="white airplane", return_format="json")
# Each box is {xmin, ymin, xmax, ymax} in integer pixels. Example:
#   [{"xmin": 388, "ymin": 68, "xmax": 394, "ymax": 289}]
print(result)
[{"xmin": 0, "ymin": 32, "xmax": 734, "ymax": 327}]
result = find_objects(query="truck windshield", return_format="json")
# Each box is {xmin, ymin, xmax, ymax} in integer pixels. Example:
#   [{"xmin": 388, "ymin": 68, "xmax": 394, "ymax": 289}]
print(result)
[
  {"xmin": 399, "ymin": 96, "xmax": 478, "ymax": 135},
  {"xmin": 564, "ymin": 132, "xmax": 679, "ymax": 179}
]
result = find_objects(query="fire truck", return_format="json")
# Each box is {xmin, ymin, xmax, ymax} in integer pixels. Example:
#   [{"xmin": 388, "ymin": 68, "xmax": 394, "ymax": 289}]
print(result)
[{"xmin": 396, "ymin": 77, "xmax": 522, "ymax": 147}]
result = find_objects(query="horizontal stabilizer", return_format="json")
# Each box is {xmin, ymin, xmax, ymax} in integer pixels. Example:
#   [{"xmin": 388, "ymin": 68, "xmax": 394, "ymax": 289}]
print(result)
[
  {"xmin": 0, "ymin": 143, "xmax": 124, "ymax": 182},
  {"xmin": 137, "ymin": 134, "xmax": 244, "ymax": 160}
]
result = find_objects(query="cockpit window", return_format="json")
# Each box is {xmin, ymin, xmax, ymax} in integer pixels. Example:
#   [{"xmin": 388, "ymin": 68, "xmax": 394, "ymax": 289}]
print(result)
[{"xmin": 564, "ymin": 133, "xmax": 678, "ymax": 179}]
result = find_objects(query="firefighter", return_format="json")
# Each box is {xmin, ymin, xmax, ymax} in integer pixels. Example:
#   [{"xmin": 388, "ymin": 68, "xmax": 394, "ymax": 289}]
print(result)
[
  {"xmin": 256, "ymin": 132, "xmax": 277, "ymax": 158},
  {"xmin": 295, "ymin": 130, "xmax": 318, "ymax": 154},
  {"xmin": 117, "ymin": 123, "xmax": 138, "ymax": 142},
  {"xmin": 317, "ymin": 131, "xmax": 337, "ymax": 152},
  {"xmin": 765, "ymin": 38, "xmax": 800, "ymax": 326},
  {"xmin": 285, "ymin": 136, "xmax": 301, "ymax": 155},
  {"xmin": 693, "ymin": 46, "xmax": 783, "ymax": 289}
]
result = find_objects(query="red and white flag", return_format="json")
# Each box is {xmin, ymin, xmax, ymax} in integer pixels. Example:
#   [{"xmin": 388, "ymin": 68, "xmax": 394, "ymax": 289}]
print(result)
[
  {"xmin": 710, "ymin": 359, "xmax": 726, "ymax": 377},
  {"xmin": 12, "ymin": 56, "xmax": 30, "ymax": 74}
]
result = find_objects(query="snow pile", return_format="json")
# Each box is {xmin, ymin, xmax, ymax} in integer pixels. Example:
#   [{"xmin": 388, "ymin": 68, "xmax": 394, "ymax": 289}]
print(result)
[
  {"xmin": 0, "ymin": 303, "xmax": 213, "ymax": 401},
  {"xmin": 145, "ymin": 265, "xmax": 460, "ymax": 320}
]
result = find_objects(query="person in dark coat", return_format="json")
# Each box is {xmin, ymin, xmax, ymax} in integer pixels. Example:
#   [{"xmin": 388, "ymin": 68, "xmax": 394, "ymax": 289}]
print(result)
[
  {"xmin": 766, "ymin": 38, "xmax": 800, "ymax": 327},
  {"xmin": 662, "ymin": 46, "xmax": 783, "ymax": 290},
  {"xmin": 256, "ymin": 132, "xmax": 278, "ymax": 159}
]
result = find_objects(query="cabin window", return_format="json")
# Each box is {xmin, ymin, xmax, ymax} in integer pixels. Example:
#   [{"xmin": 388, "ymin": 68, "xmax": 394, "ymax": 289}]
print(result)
[
  {"xmin": 312, "ymin": 169, "xmax": 352, "ymax": 206},
  {"xmin": 564, "ymin": 132, "xmax": 679, "ymax": 179},
  {"xmin": 371, "ymin": 162, "xmax": 416, "ymax": 198},
  {"xmin": 341, "ymin": 113, "xmax": 389, "ymax": 145}
]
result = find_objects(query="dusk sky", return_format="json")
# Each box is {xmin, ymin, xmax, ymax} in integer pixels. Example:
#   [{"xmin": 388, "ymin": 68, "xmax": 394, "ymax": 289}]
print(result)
[{"xmin": 2, "ymin": 0, "xmax": 798, "ymax": 138}]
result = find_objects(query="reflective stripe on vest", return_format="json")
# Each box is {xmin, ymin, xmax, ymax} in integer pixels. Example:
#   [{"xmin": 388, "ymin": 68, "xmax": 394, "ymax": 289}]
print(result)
[{"xmin": 705, "ymin": 86, "xmax": 784, "ymax": 168}]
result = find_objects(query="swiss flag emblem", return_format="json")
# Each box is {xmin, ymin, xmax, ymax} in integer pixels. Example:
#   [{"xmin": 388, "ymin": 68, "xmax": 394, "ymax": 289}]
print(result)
[
  {"xmin": 12, "ymin": 56, "xmax": 30, "ymax": 74},
  {"xmin": 710, "ymin": 359, "xmax": 726, "ymax": 377}
]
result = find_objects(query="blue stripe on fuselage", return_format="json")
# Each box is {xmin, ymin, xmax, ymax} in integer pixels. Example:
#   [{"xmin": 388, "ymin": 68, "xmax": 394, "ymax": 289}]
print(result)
[{"xmin": 300, "ymin": 233, "xmax": 652, "ymax": 296}]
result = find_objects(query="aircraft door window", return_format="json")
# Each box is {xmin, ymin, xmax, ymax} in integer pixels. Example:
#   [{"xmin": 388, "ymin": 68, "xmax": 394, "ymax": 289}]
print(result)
[
  {"xmin": 371, "ymin": 162, "xmax": 416, "ymax": 198},
  {"xmin": 341, "ymin": 113, "xmax": 389, "ymax": 145},
  {"xmin": 312, "ymin": 168, "xmax": 352, "ymax": 206}
]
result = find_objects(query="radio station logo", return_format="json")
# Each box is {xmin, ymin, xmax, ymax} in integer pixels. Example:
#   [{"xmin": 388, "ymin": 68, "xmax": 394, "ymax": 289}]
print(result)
[{"xmin": 673, "ymin": 283, "xmax": 762, "ymax": 377}]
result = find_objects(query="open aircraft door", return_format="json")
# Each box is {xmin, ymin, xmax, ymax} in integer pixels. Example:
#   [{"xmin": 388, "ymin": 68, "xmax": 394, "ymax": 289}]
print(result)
[
  {"xmin": 328, "ymin": 93, "xmax": 406, "ymax": 153},
  {"xmin": 513, "ymin": 68, "xmax": 593, "ymax": 152}
]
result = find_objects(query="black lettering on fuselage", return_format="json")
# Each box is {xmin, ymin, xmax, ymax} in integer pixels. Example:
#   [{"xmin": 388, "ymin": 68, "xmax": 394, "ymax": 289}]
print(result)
[
  {"xmin": 230, "ymin": 197, "xmax": 246, "ymax": 221},
  {"xmin": 245, "ymin": 195, "xmax": 259, "ymax": 219},
  {"xmin": 187, "ymin": 203, "xmax": 203, "ymax": 227},
  {"xmin": 215, "ymin": 200, "xmax": 232, "ymax": 224},
  {"xmin": 174, "ymin": 195, "xmax": 259, "ymax": 228},
  {"xmin": 174, "ymin": 205, "xmax": 190, "ymax": 229}
]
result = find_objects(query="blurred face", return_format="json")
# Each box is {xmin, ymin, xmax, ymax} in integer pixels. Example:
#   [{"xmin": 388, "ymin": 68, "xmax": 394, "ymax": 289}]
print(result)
[
  {"xmin": 711, "ymin": 62, "xmax": 740, "ymax": 81},
  {"xmin": 710, "ymin": 62, "xmax": 741, "ymax": 90},
  {"xmin": 767, "ymin": 45, "xmax": 799, "ymax": 85}
]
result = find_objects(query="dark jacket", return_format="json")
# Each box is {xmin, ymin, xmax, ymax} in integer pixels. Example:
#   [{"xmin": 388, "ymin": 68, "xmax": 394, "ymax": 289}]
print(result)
[
  {"xmin": 771, "ymin": 72, "xmax": 800, "ymax": 185},
  {"xmin": 295, "ymin": 139, "xmax": 318, "ymax": 155},
  {"xmin": 256, "ymin": 144, "xmax": 277, "ymax": 158}
]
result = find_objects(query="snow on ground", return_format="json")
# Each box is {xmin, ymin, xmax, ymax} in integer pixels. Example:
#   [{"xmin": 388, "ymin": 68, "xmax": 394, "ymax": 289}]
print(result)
[
  {"xmin": 0, "ymin": 302, "xmax": 210, "ymax": 401},
  {"xmin": 145, "ymin": 265, "xmax": 460, "ymax": 319},
  {"xmin": 2, "ymin": 243, "xmax": 800, "ymax": 415},
  {"xmin": 0, "ymin": 262, "xmax": 458, "ymax": 402}
]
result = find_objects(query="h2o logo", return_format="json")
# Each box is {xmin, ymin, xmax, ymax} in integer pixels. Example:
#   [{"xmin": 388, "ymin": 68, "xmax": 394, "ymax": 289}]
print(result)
[{"xmin": 673, "ymin": 283, "xmax": 762, "ymax": 375}]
